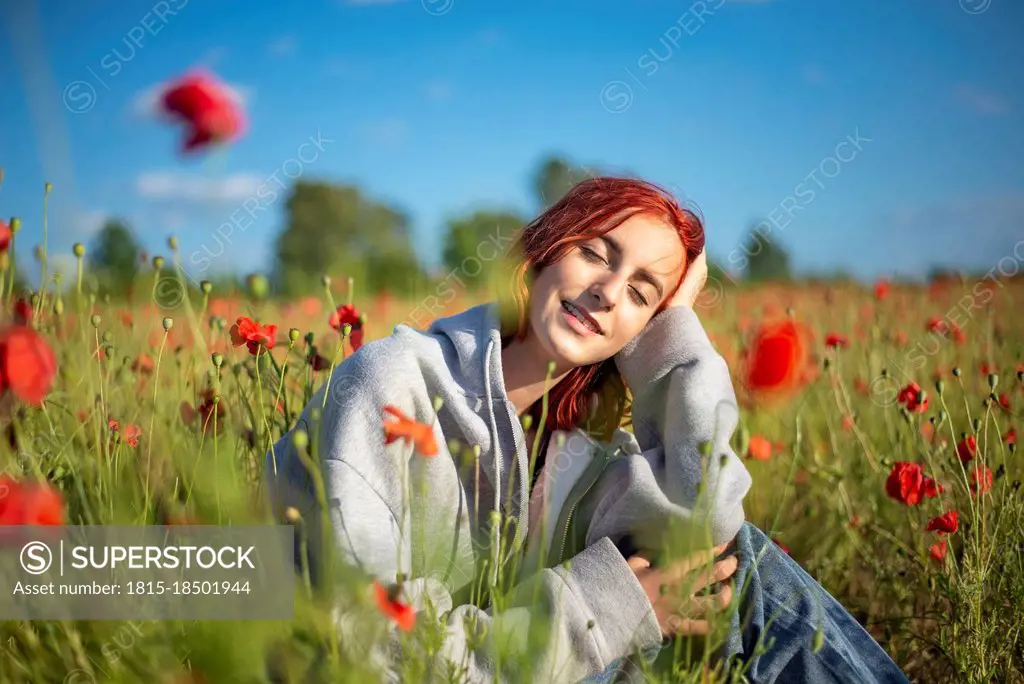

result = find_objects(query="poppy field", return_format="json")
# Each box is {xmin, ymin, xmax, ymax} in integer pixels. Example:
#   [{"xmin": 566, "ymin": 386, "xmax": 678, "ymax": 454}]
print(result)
[{"xmin": 0, "ymin": 222, "xmax": 1021, "ymax": 683}]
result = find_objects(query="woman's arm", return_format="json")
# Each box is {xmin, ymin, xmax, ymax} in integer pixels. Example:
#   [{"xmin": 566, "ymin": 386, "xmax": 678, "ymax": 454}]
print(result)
[
  {"xmin": 613, "ymin": 304, "xmax": 752, "ymax": 546},
  {"xmin": 264, "ymin": 339, "xmax": 662, "ymax": 682}
]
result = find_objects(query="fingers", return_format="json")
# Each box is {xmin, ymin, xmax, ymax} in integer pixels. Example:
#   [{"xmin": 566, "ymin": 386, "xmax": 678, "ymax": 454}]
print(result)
[
  {"xmin": 665, "ymin": 616, "xmax": 710, "ymax": 637},
  {"xmin": 626, "ymin": 554, "xmax": 651, "ymax": 573},
  {"xmin": 663, "ymin": 553, "xmax": 739, "ymax": 595},
  {"xmin": 684, "ymin": 581, "xmax": 733, "ymax": 618}
]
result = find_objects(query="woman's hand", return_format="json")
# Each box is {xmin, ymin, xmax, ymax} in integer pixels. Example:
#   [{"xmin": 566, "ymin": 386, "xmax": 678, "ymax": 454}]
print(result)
[
  {"xmin": 627, "ymin": 542, "xmax": 737, "ymax": 638},
  {"xmin": 665, "ymin": 248, "xmax": 708, "ymax": 310}
]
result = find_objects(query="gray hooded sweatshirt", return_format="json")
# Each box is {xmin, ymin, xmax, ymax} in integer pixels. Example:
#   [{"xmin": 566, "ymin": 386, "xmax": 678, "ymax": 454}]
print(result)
[{"xmin": 264, "ymin": 301, "xmax": 752, "ymax": 683}]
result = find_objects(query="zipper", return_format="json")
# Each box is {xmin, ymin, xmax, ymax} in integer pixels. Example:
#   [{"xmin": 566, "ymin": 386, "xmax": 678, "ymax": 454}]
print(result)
[{"xmin": 552, "ymin": 441, "xmax": 621, "ymax": 566}]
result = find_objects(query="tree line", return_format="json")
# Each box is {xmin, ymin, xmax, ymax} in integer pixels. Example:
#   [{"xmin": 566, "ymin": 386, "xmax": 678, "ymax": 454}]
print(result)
[{"xmin": 83, "ymin": 154, "xmax": 795, "ymax": 302}]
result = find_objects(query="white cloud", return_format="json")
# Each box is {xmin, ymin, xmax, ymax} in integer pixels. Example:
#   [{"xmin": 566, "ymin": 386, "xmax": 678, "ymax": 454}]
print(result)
[
  {"xmin": 135, "ymin": 172, "xmax": 263, "ymax": 203},
  {"xmin": 268, "ymin": 35, "xmax": 297, "ymax": 57},
  {"xmin": 953, "ymin": 83, "xmax": 1010, "ymax": 116}
]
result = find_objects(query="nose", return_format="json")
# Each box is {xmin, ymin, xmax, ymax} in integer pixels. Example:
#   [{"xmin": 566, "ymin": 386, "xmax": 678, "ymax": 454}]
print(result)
[{"xmin": 587, "ymin": 275, "xmax": 624, "ymax": 310}]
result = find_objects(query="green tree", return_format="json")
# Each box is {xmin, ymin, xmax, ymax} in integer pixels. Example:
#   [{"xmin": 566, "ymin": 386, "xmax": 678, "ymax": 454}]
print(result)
[
  {"xmin": 740, "ymin": 221, "xmax": 792, "ymax": 283},
  {"xmin": 273, "ymin": 181, "xmax": 427, "ymax": 296},
  {"xmin": 89, "ymin": 219, "xmax": 142, "ymax": 298},
  {"xmin": 533, "ymin": 155, "xmax": 599, "ymax": 209},
  {"xmin": 441, "ymin": 210, "xmax": 526, "ymax": 292}
]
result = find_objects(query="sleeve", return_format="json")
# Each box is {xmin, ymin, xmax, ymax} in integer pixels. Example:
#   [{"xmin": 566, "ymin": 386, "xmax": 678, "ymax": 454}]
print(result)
[
  {"xmin": 613, "ymin": 305, "xmax": 752, "ymax": 546},
  {"xmin": 263, "ymin": 343, "xmax": 662, "ymax": 683}
]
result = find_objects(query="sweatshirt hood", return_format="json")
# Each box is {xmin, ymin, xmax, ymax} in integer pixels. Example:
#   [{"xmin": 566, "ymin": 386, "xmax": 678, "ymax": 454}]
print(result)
[{"xmin": 425, "ymin": 302, "xmax": 530, "ymax": 563}]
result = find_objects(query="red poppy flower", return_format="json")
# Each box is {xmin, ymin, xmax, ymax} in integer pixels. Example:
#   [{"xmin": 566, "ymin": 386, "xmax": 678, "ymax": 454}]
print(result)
[
  {"xmin": 0, "ymin": 220, "xmax": 11, "ymax": 252},
  {"xmin": 743, "ymin": 319, "xmax": 811, "ymax": 395},
  {"xmin": 874, "ymin": 281, "xmax": 890, "ymax": 301},
  {"xmin": 0, "ymin": 477, "xmax": 64, "ymax": 525},
  {"xmin": 925, "ymin": 510, "xmax": 958, "ymax": 535},
  {"xmin": 181, "ymin": 389, "xmax": 225, "ymax": 433},
  {"xmin": 897, "ymin": 382, "xmax": 928, "ymax": 413},
  {"xmin": 230, "ymin": 316, "xmax": 277, "ymax": 356},
  {"xmin": 970, "ymin": 465, "xmax": 993, "ymax": 496},
  {"xmin": 997, "ymin": 393, "xmax": 1010, "ymax": 411},
  {"xmin": 956, "ymin": 435, "xmax": 977, "ymax": 463},
  {"xmin": 926, "ymin": 317, "xmax": 948, "ymax": 335},
  {"xmin": 893, "ymin": 330, "xmax": 909, "ymax": 347},
  {"xmin": 329, "ymin": 304, "xmax": 364, "ymax": 351},
  {"xmin": 0, "ymin": 326, "xmax": 58, "ymax": 405},
  {"xmin": 922, "ymin": 476, "xmax": 944, "ymax": 499},
  {"xmin": 929, "ymin": 540, "xmax": 948, "ymax": 563},
  {"xmin": 747, "ymin": 435, "xmax": 772, "ymax": 461},
  {"xmin": 308, "ymin": 352, "xmax": 330, "ymax": 372},
  {"xmin": 842, "ymin": 415, "xmax": 855, "ymax": 432},
  {"xmin": 382, "ymin": 405, "xmax": 438, "ymax": 457},
  {"xmin": 160, "ymin": 70, "xmax": 245, "ymax": 153},
  {"xmin": 1005, "ymin": 428, "xmax": 1017, "ymax": 445},
  {"xmin": 373, "ymin": 581, "xmax": 415, "ymax": 632},
  {"xmin": 824, "ymin": 333, "xmax": 848, "ymax": 349},
  {"xmin": 122, "ymin": 424, "xmax": 143, "ymax": 448},
  {"xmin": 885, "ymin": 462, "xmax": 926, "ymax": 506},
  {"xmin": 980, "ymin": 362, "xmax": 995, "ymax": 376},
  {"xmin": 951, "ymin": 326, "xmax": 966, "ymax": 345},
  {"xmin": 132, "ymin": 354, "xmax": 154, "ymax": 375},
  {"xmin": 12, "ymin": 298, "xmax": 32, "ymax": 326}
]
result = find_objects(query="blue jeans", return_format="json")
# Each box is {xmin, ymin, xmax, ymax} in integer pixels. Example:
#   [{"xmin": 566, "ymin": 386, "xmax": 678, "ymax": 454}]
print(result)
[{"xmin": 582, "ymin": 523, "xmax": 910, "ymax": 683}]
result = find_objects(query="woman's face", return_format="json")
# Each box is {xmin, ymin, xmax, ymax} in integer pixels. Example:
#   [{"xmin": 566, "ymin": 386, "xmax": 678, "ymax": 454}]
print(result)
[{"xmin": 526, "ymin": 213, "xmax": 686, "ymax": 371}]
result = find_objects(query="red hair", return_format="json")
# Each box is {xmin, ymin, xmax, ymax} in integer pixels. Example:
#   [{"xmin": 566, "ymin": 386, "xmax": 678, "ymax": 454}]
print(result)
[{"xmin": 497, "ymin": 176, "xmax": 705, "ymax": 442}]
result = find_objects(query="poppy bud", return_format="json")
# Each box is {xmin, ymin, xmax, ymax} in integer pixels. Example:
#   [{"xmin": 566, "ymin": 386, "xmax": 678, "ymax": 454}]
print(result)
[
  {"xmin": 200, "ymin": 280, "xmax": 212, "ymax": 295},
  {"xmin": 101, "ymin": 331, "xmax": 112, "ymax": 343},
  {"xmin": 33, "ymin": 245, "xmax": 44, "ymax": 262},
  {"xmin": 211, "ymin": 352, "xmax": 223, "ymax": 368},
  {"xmin": 321, "ymin": 275, "xmax": 332, "ymax": 288},
  {"xmin": 1017, "ymin": 370, "xmax": 1023, "ymax": 383},
  {"xmin": 103, "ymin": 343, "xmax": 115, "ymax": 360},
  {"xmin": 880, "ymin": 368, "xmax": 888, "ymax": 378},
  {"xmin": 822, "ymin": 357, "xmax": 831, "ymax": 370},
  {"xmin": 10, "ymin": 217, "xmax": 21, "ymax": 233},
  {"xmin": 152, "ymin": 255, "xmax": 165, "ymax": 270},
  {"xmin": 168, "ymin": 235, "xmax": 178, "ymax": 250},
  {"xmin": 44, "ymin": 182, "xmax": 52, "ymax": 194},
  {"xmin": 72, "ymin": 243, "xmax": 85, "ymax": 257},
  {"xmin": 952, "ymin": 367, "xmax": 961, "ymax": 378},
  {"xmin": 310, "ymin": 407, "xmax": 321, "ymax": 422},
  {"xmin": 972, "ymin": 418, "xmax": 981, "ymax": 433},
  {"xmin": 53, "ymin": 298, "xmax": 64, "ymax": 316},
  {"xmin": 988, "ymin": 373, "xmax": 998, "ymax": 390},
  {"xmin": 90, "ymin": 314, "xmax": 101, "ymax": 327},
  {"xmin": 292, "ymin": 430, "xmax": 309, "ymax": 451},
  {"xmin": 699, "ymin": 441, "xmax": 713, "ymax": 457},
  {"xmin": 1009, "ymin": 443, "xmax": 1016, "ymax": 455},
  {"xmin": 521, "ymin": 414, "xmax": 533, "ymax": 431},
  {"xmin": 812, "ymin": 628, "xmax": 825, "ymax": 653},
  {"xmin": 432, "ymin": 396, "xmax": 444, "ymax": 413},
  {"xmin": 547, "ymin": 360, "xmax": 556, "ymax": 375},
  {"xmin": 162, "ymin": 317, "xmax": 173, "ymax": 331},
  {"xmin": 288, "ymin": 328, "xmax": 300, "ymax": 343},
  {"xmin": 304, "ymin": 331, "xmax": 315, "ymax": 346},
  {"xmin": 935, "ymin": 380, "xmax": 944, "ymax": 396},
  {"xmin": 996, "ymin": 464, "xmax": 1006, "ymax": 479},
  {"xmin": 284, "ymin": 507, "xmax": 301, "ymax": 523},
  {"xmin": 939, "ymin": 410, "xmax": 947, "ymax": 423}
]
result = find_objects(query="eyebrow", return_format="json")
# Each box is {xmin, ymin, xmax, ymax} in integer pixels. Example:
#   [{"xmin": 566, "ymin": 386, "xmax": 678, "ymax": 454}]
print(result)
[{"xmin": 598, "ymin": 234, "xmax": 666, "ymax": 301}]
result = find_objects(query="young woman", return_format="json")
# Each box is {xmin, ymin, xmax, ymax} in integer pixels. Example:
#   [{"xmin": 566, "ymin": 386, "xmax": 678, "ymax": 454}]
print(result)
[{"xmin": 265, "ymin": 178, "xmax": 909, "ymax": 683}]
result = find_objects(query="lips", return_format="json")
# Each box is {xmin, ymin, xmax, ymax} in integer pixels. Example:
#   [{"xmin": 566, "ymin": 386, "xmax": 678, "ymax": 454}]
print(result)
[{"xmin": 561, "ymin": 301, "xmax": 603, "ymax": 335}]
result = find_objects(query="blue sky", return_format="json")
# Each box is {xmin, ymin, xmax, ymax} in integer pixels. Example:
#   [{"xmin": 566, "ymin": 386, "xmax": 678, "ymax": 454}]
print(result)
[{"xmin": 1, "ymin": 0, "xmax": 1022, "ymax": 286}]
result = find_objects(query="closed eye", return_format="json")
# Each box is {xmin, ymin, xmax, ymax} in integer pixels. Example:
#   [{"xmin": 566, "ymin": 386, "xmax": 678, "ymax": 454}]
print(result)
[{"xmin": 579, "ymin": 246, "xmax": 651, "ymax": 307}]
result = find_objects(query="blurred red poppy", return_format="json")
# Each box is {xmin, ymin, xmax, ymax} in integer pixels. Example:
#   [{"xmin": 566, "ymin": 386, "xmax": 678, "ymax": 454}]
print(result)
[
  {"xmin": 160, "ymin": 70, "xmax": 245, "ymax": 153},
  {"xmin": 970, "ymin": 465, "xmax": 993, "ymax": 496},
  {"xmin": 925, "ymin": 510, "xmax": 958, "ymax": 535},
  {"xmin": 373, "ymin": 581, "xmax": 415, "ymax": 632},
  {"xmin": 897, "ymin": 382, "xmax": 928, "ymax": 413},
  {"xmin": 956, "ymin": 435, "xmax": 977, "ymax": 463},
  {"xmin": 929, "ymin": 540, "xmax": 948, "ymax": 563},
  {"xmin": 230, "ymin": 316, "xmax": 277, "ymax": 356},
  {"xmin": 0, "ymin": 326, "xmax": 58, "ymax": 405},
  {"xmin": 329, "ymin": 304, "xmax": 364, "ymax": 351},
  {"xmin": 382, "ymin": 405, "xmax": 438, "ymax": 457},
  {"xmin": 0, "ymin": 477, "xmax": 64, "ymax": 525},
  {"xmin": 885, "ymin": 462, "xmax": 927, "ymax": 506},
  {"xmin": 0, "ymin": 220, "xmax": 11, "ymax": 251},
  {"xmin": 747, "ymin": 435, "xmax": 772, "ymax": 461},
  {"xmin": 743, "ymin": 319, "xmax": 811, "ymax": 395},
  {"xmin": 874, "ymin": 281, "xmax": 890, "ymax": 301},
  {"xmin": 824, "ymin": 333, "xmax": 848, "ymax": 349}
]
